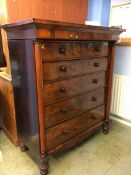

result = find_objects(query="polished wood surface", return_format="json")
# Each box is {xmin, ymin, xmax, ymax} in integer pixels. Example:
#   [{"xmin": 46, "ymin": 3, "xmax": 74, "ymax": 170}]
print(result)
[
  {"xmin": 0, "ymin": 71, "xmax": 18, "ymax": 145},
  {"xmin": 0, "ymin": 30, "xmax": 6, "ymax": 67},
  {"xmin": 2, "ymin": 19, "xmax": 124, "ymax": 175},
  {"xmin": 44, "ymin": 72, "xmax": 106, "ymax": 104},
  {"xmin": 43, "ymin": 57, "xmax": 108, "ymax": 81},
  {"xmin": 0, "ymin": 0, "xmax": 88, "ymax": 76},
  {"xmin": 2, "ymin": 18, "xmax": 125, "ymax": 40},
  {"xmin": 45, "ymin": 88, "xmax": 105, "ymax": 127},
  {"xmin": 6, "ymin": 0, "xmax": 88, "ymax": 24},
  {"xmin": 46, "ymin": 105, "xmax": 105, "ymax": 150},
  {"xmin": 41, "ymin": 42, "xmax": 81, "ymax": 61},
  {"xmin": 81, "ymin": 42, "xmax": 108, "ymax": 57}
]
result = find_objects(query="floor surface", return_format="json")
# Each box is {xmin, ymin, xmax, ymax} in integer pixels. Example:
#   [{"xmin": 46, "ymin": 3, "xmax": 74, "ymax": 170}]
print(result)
[{"xmin": 0, "ymin": 121, "xmax": 131, "ymax": 175}]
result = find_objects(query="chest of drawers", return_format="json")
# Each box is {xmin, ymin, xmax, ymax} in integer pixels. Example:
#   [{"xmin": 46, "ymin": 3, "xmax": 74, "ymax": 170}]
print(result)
[{"xmin": 2, "ymin": 19, "xmax": 124, "ymax": 175}]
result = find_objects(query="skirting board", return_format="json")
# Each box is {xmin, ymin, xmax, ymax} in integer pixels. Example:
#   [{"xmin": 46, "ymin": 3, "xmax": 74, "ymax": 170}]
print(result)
[{"xmin": 110, "ymin": 114, "xmax": 131, "ymax": 127}]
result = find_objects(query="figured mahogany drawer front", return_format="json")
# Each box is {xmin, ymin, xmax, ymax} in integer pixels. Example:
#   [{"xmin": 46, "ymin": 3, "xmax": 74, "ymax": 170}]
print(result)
[
  {"xmin": 44, "ymin": 72, "xmax": 106, "ymax": 104},
  {"xmin": 46, "ymin": 105, "xmax": 105, "ymax": 150},
  {"xmin": 45, "ymin": 88, "xmax": 104, "ymax": 127},
  {"xmin": 41, "ymin": 42, "xmax": 81, "ymax": 61},
  {"xmin": 81, "ymin": 42, "xmax": 108, "ymax": 57},
  {"xmin": 43, "ymin": 57, "xmax": 108, "ymax": 81}
]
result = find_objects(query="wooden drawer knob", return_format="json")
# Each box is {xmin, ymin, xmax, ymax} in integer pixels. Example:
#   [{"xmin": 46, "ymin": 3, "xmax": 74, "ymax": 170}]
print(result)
[
  {"xmin": 59, "ymin": 46, "xmax": 66, "ymax": 54},
  {"xmin": 92, "ymin": 97, "xmax": 97, "ymax": 101},
  {"xmin": 94, "ymin": 46, "xmax": 100, "ymax": 52},
  {"xmin": 94, "ymin": 62, "xmax": 100, "ymax": 67},
  {"xmin": 62, "ymin": 129, "xmax": 69, "ymax": 135},
  {"xmin": 92, "ymin": 79, "xmax": 98, "ymax": 84},
  {"xmin": 61, "ymin": 107, "xmax": 69, "ymax": 113},
  {"xmin": 59, "ymin": 65, "xmax": 67, "ymax": 72},
  {"xmin": 92, "ymin": 115, "xmax": 97, "ymax": 119},
  {"xmin": 60, "ymin": 87, "xmax": 66, "ymax": 93}
]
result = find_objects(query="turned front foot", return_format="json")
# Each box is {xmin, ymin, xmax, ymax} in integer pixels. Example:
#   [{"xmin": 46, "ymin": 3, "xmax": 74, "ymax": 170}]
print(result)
[
  {"xmin": 20, "ymin": 142, "xmax": 28, "ymax": 152},
  {"xmin": 103, "ymin": 120, "xmax": 110, "ymax": 134},
  {"xmin": 39, "ymin": 154, "xmax": 49, "ymax": 175}
]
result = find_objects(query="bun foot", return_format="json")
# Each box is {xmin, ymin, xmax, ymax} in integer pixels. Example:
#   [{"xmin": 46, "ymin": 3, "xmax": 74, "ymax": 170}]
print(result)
[
  {"xmin": 39, "ymin": 154, "xmax": 49, "ymax": 175},
  {"xmin": 20, "ymin": 142, "xmax": 28, "ymax": 152},
  {"xmin": 103, "ymin": 120, "xmax": 110, "ymax": 134}
]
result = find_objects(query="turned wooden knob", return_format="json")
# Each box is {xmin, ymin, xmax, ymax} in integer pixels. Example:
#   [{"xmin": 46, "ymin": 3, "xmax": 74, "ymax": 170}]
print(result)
[
  {"xmin": 59, "ymin": 46, "xmax": 66, "ymax": 54},
  {"xmin": 61, "ymin": 107, "xmax": 69, "ymax": 113},
  {"xmin": 59, "ymin": 65, "xmax": 67, "ymax": 72},
  {"xmin": 92, "ymin": 79, "xmax": 98, "ymax": 84},
  {"xmin": 60, "ymin": 87, "xmax": 66, "ymax": 93},
  {"xmin": 92, "ymin": 97, "xmax": 97, "ymax": 101},
  {"xmin": 94, "ymin": 46, "xmax": 100, "ymax": 52},
  {"xmin": 62, "ymin": 129, "xmax": 68, "ymax": 134},
  {"xmin": 92, "ymin": 115, "xmax": 97, "ymax": 119},
  {"xmin": 94, "ymin": 62, "xmax": 100, "ymax": 67}
]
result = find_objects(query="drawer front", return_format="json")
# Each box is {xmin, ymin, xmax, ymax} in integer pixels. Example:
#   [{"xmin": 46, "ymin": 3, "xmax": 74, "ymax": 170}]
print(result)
[
  {"xmin": 45, "ymin": 88, "xmax": 105, "ymax": 127},
  {"xmin": 46, "ymin": 105, "xmax": 105, "ymax": 150},
  {"xmin": 81, "ymin": 42, "xmax": 108, "ymax": 57},
  {"xmin": 43, "ymin": 57, "xmax": 108, "ymax": 81},
  {"xmin": 44, "ymin": 72, "xmax": 106, "ymax": 104},
  {"xmin": 41, "ymin": 42, "xmax": 81, "ymax": 61}
]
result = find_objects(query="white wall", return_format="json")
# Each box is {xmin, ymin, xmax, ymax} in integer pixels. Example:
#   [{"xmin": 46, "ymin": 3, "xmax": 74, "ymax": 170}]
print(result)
[
  {"xmin": 111, "ymin": 0, "xmax": 131, "ymax": 6},
  {"xmin": 114, "ymin": 46, "xmax": 131, "ymax": 76}
]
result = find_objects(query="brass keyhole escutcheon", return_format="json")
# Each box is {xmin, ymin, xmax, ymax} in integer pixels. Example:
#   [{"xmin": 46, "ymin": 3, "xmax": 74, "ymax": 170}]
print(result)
[{"xmin": 41, "ymin": 44, "xmax": 45, "ymax": 50}]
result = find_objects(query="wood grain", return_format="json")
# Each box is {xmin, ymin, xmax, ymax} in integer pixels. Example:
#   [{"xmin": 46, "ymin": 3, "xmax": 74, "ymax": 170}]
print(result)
[
  {"xmin": 44, "ymin": 72, "xmax": 106, "ymax": 104},
  {"xmin": 0, "ymin": 71, "xmax": 18, "ymax": 145},
  {"xmin": 45, "ymin": 88, "xmax": 105, "ymax": 127},
  {"xmin": 43, "ymin": 57, "xmax": 108, "ymax": 81},
  {"xmin": 41, "ymin": 42, "xmax": 81, "ymax": 61},
  {"xmin": 46, "ymin": 105, "xmax": 105, "ymax": 150}
]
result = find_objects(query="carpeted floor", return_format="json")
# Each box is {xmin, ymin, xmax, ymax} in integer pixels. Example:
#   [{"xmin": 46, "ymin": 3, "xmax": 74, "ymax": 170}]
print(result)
[{"xmin": 0, "ymin": 120, "xmax": 131, "ymax": 175}]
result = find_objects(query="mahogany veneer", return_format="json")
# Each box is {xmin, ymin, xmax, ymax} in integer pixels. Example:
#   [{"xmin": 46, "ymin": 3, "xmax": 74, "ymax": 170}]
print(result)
[{"xmin": 2, "ymin": 19, "xmax": 124, "ymax": 175}]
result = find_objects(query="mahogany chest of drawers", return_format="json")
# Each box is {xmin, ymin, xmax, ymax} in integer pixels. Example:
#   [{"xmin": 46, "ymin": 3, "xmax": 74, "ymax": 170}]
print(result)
[{"xmin": 2, "ymin": 19, "xmax": 124, "ymax": 175}]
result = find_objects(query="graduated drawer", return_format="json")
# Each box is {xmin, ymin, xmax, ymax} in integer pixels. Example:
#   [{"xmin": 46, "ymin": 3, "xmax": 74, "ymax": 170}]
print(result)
[
  {"xmin": 45, "ymin": 88, "xmax": 105, "ymax": 127},
  {"xmin": 43, "ymin": 57, "xmax": 108, "ymax": 81},
  {"xmin": 46, "ymin": 105, "xmax": 105, "ymax": 150},
  {"xmin": 81, "ymin": 42, "xmax": 108, "ymax": 57},
  {"xmin": 44, "ymin": 72, "xmax": 106, "ymax": 104},
  {"xmin": 41, "ymin": 42, "xmax": 81, "ymax": 61}
]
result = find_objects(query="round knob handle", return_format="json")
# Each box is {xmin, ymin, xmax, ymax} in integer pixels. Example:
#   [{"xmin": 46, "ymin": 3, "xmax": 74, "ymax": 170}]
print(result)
[
  {"xmin": 94, "ymin": 62, "xmax": 100, "ymax": 67},
  {"xmin": 59, "ymin": 65, "xmax": 67, "ymax": 72},
  {"xmin": 92, "ymin": 79, "xmax": 98, "ymax": 84},
  {"xmin": 61, "ymin": 107, "xmax": 69, "ymax": 113},
  {"xmin": 92, "ymin": 114, "xmax": 97, "ymax": 119},
  {"xmin": 92, "ymin": 97, "xmax": 97, "ymax": 101},
  {"xmin": 62, "ymin": 129, "xmax": 68, "ymax": 134},
  {"xmin": 94, "ymin": 46, "xmax": 100, "ymax": 52},
  {"xmin": 59, "ymin": 46, "xmax": 66, "ymax": 54},
  {"xmin": 60, "ymin": 87, "xmax": 66, "ymax": 93}
]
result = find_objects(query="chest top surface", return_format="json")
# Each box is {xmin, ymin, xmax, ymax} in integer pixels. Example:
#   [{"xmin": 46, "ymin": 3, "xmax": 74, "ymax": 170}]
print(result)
[{"xmin": 2, "ymin": 18, "xmax": 125, "ymax": 41}]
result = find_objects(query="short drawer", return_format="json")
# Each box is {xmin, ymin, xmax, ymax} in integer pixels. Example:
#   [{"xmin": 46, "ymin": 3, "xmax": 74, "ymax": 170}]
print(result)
[
  {"xmin": 43, "ymin": 57, "xmax": 108, "ymax": 81},
  {"xmin": 46, "ymin": 105, "xmax": 105, "ymax": 150},
  {"xmin": 81, "ymin": 42, "xmax": 108, "ymax": 57},
  {"xmin": 44, "ymin": 72, "xmax": 106, "ymax": 104},
  {"xmin": 41, "ymin": 42, "xmax": 81, "ymax": 61},
  {"xmin": 45, "ymin": 88, "xmax": 105, "ymax": 127}
]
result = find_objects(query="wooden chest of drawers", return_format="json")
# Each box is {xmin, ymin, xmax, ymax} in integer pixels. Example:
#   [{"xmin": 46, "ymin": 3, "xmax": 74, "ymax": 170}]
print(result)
[{"xmin": 2, "ymin": 19, "xmax": 124, "ymax": 175}]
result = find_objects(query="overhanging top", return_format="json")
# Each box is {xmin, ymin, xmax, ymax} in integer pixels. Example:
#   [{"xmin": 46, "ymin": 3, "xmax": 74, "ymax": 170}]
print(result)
[{"xmin": 1, "ymin": 18, "xmax": 125, "ymax": 41}]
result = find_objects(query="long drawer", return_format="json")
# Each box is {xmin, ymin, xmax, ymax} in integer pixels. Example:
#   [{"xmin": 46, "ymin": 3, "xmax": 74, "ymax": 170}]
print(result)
[
  {"xmin": 45, "ymin": 88, "xmax": 105, "ymax": 127},
  {"xmin": 44, "ymin": 72, "xmax": 106, "ymax": 104},
  {"xmin": 41, "ymin": 42, "xmax": 108, "ymax": 62},
  {"xmin": 43, "ymin": 57, "xmax": 108, "ymax": 81},
  {"xmin": 46, "ymin": 105, "xmax": 105, "ymax": 150}
]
